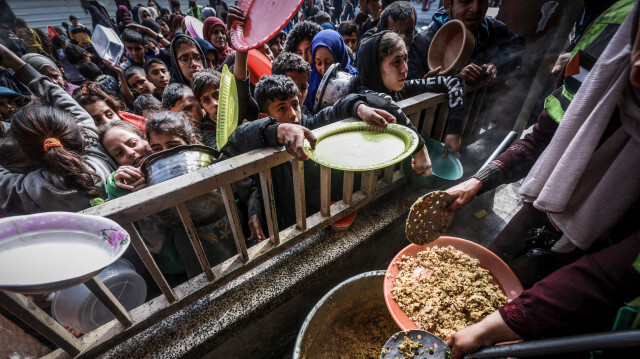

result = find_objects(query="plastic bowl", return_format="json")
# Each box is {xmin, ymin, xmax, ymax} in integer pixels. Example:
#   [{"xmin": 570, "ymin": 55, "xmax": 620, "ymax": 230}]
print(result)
[
  {"xmin": 185, "ymin": 16, "xmax": 204, "ymax": 38},
  {"xmin": 403, "ymin": 137, "xmax": 463, "ymax": 187},
  {"xmin": 428, "ymin": 19, "xmax": 475, "ymax": 75},
  {"xmin": 51, "ymin": 259, "xmax": 146, "ymax": 334},
  {"xmin": 0, "ymin": 212, "xmax": 130, "ymax": 294},
  {"xmin": 384, "ymin": 236, "xmax": 523, "ymax": 330}
]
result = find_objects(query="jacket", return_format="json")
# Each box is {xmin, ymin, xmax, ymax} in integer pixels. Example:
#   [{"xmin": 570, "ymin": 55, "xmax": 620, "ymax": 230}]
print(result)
[
  {"xmin": 357, "ymin": 31, "xmax": 465, "ymax": 137},
  {"xmin": 221, "ymin": 94, "xmax": 368, "ymax": 228},
  {"xmin": 407, "ymin": 7, "xmax": 524, "ymax": 81},
  {"xmin": 0, "ymin": 64, "xmax": 117, "ymax": 215}
]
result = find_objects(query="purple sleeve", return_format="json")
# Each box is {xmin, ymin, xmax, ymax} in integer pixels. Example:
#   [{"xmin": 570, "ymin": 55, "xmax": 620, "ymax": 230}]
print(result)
[{"xmin": 498, "ymin": 232, "xmax": 640, "ymax": 339}]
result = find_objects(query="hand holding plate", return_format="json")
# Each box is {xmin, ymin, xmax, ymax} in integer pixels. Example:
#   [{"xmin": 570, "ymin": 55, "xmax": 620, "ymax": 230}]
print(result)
[{"xmin": 277, "ymin": 123, "xmax": 317, "ymax": 161}]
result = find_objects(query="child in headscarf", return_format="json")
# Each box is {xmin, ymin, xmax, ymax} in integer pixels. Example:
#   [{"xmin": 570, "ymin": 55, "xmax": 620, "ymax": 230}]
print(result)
[
  {"xmin": 203, "ymin": 17, "xmax": 234, "ymax": 68},
  {"xmin": 306, "ymin": 29, "xmax": 357, "ymax": 110}
]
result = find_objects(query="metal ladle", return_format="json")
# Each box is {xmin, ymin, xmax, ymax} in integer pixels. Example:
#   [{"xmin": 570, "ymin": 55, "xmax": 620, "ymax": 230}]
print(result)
[
  {"xmin": 382, "ymin": 329, "xmax": 640, "ymax": 359},
  {"xmin": 405, "ymin": 131, "xmax": 519, "ymax": 245}
]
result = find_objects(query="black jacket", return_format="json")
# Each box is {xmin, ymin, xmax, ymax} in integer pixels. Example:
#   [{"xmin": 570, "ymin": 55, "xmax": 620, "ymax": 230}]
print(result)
[
  {"xmin": 357, "ymin": 31, "xmax": 466, "ymax": 136},
  {"xmin": 220, "ymin": 94, "xmax": 367, "ymax": 228},
  {"xmin": 408, "ymin": 7, "xmax": 525, "ymax": 81}
]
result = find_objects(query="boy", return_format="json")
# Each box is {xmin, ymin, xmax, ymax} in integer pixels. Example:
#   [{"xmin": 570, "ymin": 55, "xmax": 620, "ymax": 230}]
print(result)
[
  {"xmin": 68, "ymin": 15, "xmax": 92, "ymax": 45},
  {"xmin": 337, "ymin": 21, "xmax": 358, "ymax": 54},
  {"xmin": 132, "ymin": 94, "xmax": 162, "ymax": 118},
  {"xmin": 271, "ymin": 52, "xmax": 311, "ymax": 112},
  {"xmin": 121, "ymin": 29, "xmax": 149, "ymax": 72},
  {"xmin": 162, "ymin": 83, "xmax": 204, "ymax": 125},
  {"xmin": 191, "ymin": 69, "xmax": 221, "ymax": 149},
  {"xmin": 125, "ymin": 66, "xmax": 156, "ymax": 96},
  {"xmin": 144, "ymin": 58, "xmax": 170, "ymax": 100},
  {"xmin": 283, "ymin": 21, "xmax": 322, "ymax": 66}
]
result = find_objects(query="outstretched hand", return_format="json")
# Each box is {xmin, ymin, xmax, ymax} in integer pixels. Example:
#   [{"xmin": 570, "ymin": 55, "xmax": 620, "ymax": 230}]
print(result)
[
  {"xmin": 356, "ymin": 104, "xmax": 397, "ymax": 127},
  {"xmin": 443, "ymin": 134, "xmax": 461, "ymax": 157},
  {"xmin": 247, "ymin": 214, "xmax": 266, "ymax": 243},
  {"xmin": 114, "ymin": 166, "xmax": 147, "ymax": 191},
  {"xmin": 276, "ymin": 123, "xmax": 317, "ymax": 161},
  {"xmin": 444, "ymin": 177, "xmax": 482, "ymax": 215},
  {"xmin": 226, "ymin": 5, "xmax": 246, "ymax": 29},
  {"xmin": 423, "ymin": 65, "xmax": 442, "ymax": 78},
  {"xmin": 411, "ymin": 145, "xmax": 432, "ymax": 177}
]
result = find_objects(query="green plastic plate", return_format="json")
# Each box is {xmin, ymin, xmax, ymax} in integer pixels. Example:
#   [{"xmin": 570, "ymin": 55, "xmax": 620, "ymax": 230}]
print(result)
[
  {"xmin": 216, "ymin": 64, "xmax": 238, "ymax": 150},
  {"xmin": 304, "ymin": 122, "xmax": 419, "ymax": 171}
]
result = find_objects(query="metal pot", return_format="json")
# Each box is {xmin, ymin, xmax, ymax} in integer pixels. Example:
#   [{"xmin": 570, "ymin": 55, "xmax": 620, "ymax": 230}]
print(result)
[
  {"xmin": 313, "ymin": 63, "xmax": 359, "ymax": 113},
  {"xmin": 141, "ymin": 145, "xmax": 226, "ymax": 227}
]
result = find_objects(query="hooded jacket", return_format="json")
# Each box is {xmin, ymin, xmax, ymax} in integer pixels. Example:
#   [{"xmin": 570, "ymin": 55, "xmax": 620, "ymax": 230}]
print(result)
[
  {"xmin": 357, "ymin": 31, "xmax": 466, "ymax": 136},
  {"xmin": 169, "ymin": 34, "xmax": 208, "ymax": 86},
  {"xmin": 407, "ymin": 7, "xmax": 524, "ymax": 81}
]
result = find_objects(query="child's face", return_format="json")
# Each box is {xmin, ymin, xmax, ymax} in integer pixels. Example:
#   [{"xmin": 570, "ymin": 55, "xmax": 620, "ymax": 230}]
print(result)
[
  {"xmin": 296, "ymin": 39, "xmax": 313, "ymax": 66},
  {"xmin": 171, "ymin": 94, "xmax": 203, "ymax": 122},
  {"xmin": 127, "ymin": 73, "xmax": 156, "ymax": 95},
  {"xmin": 85, "ymin": 100, "xmax": 121, "ymax": 127},
  {"xmin": 266, "ymin": 96, "xmax": 301, "ymax": 124},
  {"xmin": 380, "ymin": 43, "xmax": 408, "ymax": 93},
  {"xmin": 148, "ymin": 131, "xmax": 192, "ymax": 152},
  {"xmin": 198, "ymin": 85, "xmax": 219, "ymax": 120},
  {"xmin": 102, "ymin": 127, "xmax": 152, "ymax": 167},
  {"xmin": 342, "ymin": 32, "xmax": 358, "ymax": 53},
  {"xmin": 41, "ymin": 66, "xmax": 65, "ymax": 88},
  {"xmin": 314, "ymin": 46, "xmax": 334, "ymax": 77},
  {"xmin": 176, "ymin": 43, "xmax": 204, "ymax": 82},
  {"xmin": 125, "ymin": 41, "xmax": 148, "ymax": 64},
  {"xmin": 146, "ymin": 63, "xmax": 170, "ymax": 91},
  {"xmin": 286, "ymin": 71, "xmax": 309, "ymax": 105},
  {"xmin": 0, "ymin": 96, "xmax": 18, "ymax": 118}
]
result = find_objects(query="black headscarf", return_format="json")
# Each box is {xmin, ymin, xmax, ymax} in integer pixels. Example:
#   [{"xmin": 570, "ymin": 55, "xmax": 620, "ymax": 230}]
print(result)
[{"xmin": 356, "ymin": 30, "xmax": 390, "ymax": 95}]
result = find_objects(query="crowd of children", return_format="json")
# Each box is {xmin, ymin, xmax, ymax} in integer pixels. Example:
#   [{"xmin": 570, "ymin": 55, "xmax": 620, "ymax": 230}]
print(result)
[{"xmin": 0, "ymin": 0, "xmax": 508, "ymax": 302}]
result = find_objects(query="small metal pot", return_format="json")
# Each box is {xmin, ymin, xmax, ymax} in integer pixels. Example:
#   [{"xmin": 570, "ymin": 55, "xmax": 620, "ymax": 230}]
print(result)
[
  {"xmin": 141, "ymin": 145, "xmax": 226, "ymax": 227},
  {"xmin": 313, "ymin": 63, "xmax": 359, "ymax": 113}
]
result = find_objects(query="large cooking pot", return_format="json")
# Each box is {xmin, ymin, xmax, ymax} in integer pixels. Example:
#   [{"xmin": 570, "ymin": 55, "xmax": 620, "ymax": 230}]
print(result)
[
  {"xmin": 293, "ymin": 271, "xmax": 400, "ymax": 358},
  {"xmin": 313, "ymin": 63, "xmax": 358, "ymax": 113},
  {"xmin": 141, "ymin": 145, "xmax": 226, "ymax": 227}
]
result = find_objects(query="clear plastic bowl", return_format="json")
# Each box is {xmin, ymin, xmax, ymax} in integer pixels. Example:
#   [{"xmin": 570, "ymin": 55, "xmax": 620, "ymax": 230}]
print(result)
[{"xmin": 51, "ymin": 259, "xmax": 146, "ymax": 334}]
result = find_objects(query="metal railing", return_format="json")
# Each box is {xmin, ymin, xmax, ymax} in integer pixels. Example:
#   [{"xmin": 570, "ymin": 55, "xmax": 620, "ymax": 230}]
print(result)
[{"xmin": 0, "ymin": 84, "xmax": 491, "ymax": 358}]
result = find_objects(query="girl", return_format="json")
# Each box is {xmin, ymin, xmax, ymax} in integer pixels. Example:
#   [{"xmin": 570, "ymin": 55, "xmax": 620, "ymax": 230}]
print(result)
[
  {"xmin": 22, "ymin": 53, "xmax": 79, "ymax": 96},
  {"xmin": 169, "ymin": 35, "xmax": 207, "ymax": 86},
  {"xmin": 357, "ymin": 30, "xmax": 466, "ymax": 157},
  {"xmin": 0, "ymin": 43, "xmax": 116, "ymax": 215},
  {"xmin": 306, "ymin": 29, "xmax": 357, "ymax": 110},
  {"xmin": 203, "ymin": 17, "xmax": 234, "ymax": 68},
  {"xmin": 74, "ymin": 82, "xmax": 146, "ymax": 130}
]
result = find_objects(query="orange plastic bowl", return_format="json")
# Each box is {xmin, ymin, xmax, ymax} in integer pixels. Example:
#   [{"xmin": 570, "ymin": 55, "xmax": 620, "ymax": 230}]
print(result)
[
  {"xmin": 428, "ymin": 19, "xmax": 475, "ymax": 75},
  {"xmin": 384, "ymin": 236, "xmax": 523, "ymax": 330}
]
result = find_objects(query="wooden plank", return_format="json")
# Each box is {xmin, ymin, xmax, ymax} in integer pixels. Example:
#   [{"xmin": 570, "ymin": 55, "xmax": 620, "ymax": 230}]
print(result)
[
  {"xmin": 221, "ymin": 184, "xmax": 249, "ymax": 263},
  {"xmin": 123, "ymin": 223, "xmax": 176, "ymax": 303},
  {"xmin": 384, "ymin": 165, "xmax": 395, "ymax": 183},
  {"xmin": 320, "ymin": 165, "xmax": 331, "ymax": 217},
  {"xmin": 175, "ymin": 203, "xmax": 215, "ymax": 281},
  {"xmin": 83, "ymin": 277, "xmax": 133, "ymax": 328},
  {"xmin": 361, "ymin": 170, "xmax": 377, "ymax": 196},
  {"xmin": 259, "ymin": 170, "xmax": 280, "ymax": 245},
  {"xmin": 464, "ymin": 86, "xmax": 487, "ymax": 140},
  {"xmin": 420, "ymin": 106, "xmax": 437, "ymax": 138},
  {"xmin": 342, "ymin": 171, "xmax": 354, "ymax": 205},
  {"xmin": 292, "ymin": 159, "xmax": 307, "ymax": 231},
  {"xmin": 460, "ymin": 90, "xmax": 477, "ymax": 136},
  {"xmin": 0, "ymin": 291, "xmax": 81, "ymax": 356},
  {"xmin": 407, "ymin": 112, "xmax": 419, "ymax": 128},
  {"xmin": 395, "ymin": 92, "xmax": 446, "ymax": 114},
  {"xmin": 433, "ymin": 105, "xmax": 449, "ymax": 141}
]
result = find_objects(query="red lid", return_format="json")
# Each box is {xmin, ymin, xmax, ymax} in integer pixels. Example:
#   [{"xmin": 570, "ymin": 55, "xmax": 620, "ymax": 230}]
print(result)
[
  {"xmin": 118, "ymin": 111, "xmax": 147, "ymax": 131},
  {"xmin": 230, "ymin": 0, "xmax": 304, "ymax": 51},
  {"xmin": 47, "ymin": 26, "xmax": 58, "ymax": 38},
  {"xmin": 247, "ymin": 49, "xmax": 272, "ymax": 85}
]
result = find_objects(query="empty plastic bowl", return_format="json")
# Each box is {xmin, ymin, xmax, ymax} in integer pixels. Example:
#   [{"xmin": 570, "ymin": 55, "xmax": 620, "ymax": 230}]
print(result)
[
  {"xmin": 51, "ymin": 259, "xmax": 146, "ymax": 334},
  {"xmin": 428, "ymin": 19, "xmax": 475, "ymax": 75}
]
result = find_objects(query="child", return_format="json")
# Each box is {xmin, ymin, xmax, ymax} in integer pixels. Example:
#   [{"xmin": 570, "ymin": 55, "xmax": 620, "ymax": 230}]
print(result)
[
  {"xmin": 162, "ymin": 83, "xmax": 204, "ymax": 124},
  {"xmin": 268, "ymin": 31, "xmax": 286, "ymax": 59},
  {"xmin": 191, "ymin": 69, "xmax": 220, "ymax": 149},
  {"xmin": 144, "ymin": 58, "xmax": 170, "ymax": 100},
  {"xmin": 271, "ymin": 52, "xmax": 311, "ymax": 112},
  {"xmin": 283, "ymin": 21, "xmax": 322, "ymax": 66},
  {"xmin": 74, "ymin": 82, "xmax": 125, "ymax": 127},
  {"xmin": 357, "ymin": 30, "xmax": 465, "ymax": 157},
  {"xmin": 22, "ymin": 53, "xmax": 79, "ymax": 96},
  {"xmin": 0, "ymin": 43, "xmax": 116, "ymax": 215},
  {"xmin": 133, "ymin": 94, "xmax": 162, "ymax": 118},
  {"xmin": 169, "ymin": 35, "xmax": 206, "ymax": 85},
  {"xmin": 125, "ymin": 66, "xmax": 156, "ymax": 95},
  {"xmin": 0, "ymin": 86, "xmax": 27, "ymax": 121},
  {"xmin": 121, "ymin": 29, "xmax": 150, "ymax": 72}
]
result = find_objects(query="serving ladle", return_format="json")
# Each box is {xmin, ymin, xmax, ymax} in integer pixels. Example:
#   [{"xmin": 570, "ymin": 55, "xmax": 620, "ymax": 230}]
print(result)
[{"xmin": 381, "ymin": 328, "xmax": 640, "ymax": 359}]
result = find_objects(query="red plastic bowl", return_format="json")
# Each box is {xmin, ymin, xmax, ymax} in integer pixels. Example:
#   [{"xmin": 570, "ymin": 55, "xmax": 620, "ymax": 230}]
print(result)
[
  {"xmin": 229, "ymin": 0, "xmax": 304, "ymax": 51},
  {"xmin": 384, "ymin": 236, "xmax": 523, "ymax": 331},
  {"xmin": 247, "ymin": 49, "xmax": 272, "ymax": 85}
]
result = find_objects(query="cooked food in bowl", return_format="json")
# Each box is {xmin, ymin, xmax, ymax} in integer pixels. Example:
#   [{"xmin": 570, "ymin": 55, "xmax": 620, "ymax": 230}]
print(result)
[{"xmin": 392, "ymin": 245, "xmax": 507, "ymax": 339}]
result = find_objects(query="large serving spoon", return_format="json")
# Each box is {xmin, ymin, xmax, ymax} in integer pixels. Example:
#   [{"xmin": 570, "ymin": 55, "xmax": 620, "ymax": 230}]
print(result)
[{"xmin": 381, "ymin": 329, "xmax": 640, "ymax": 359}]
